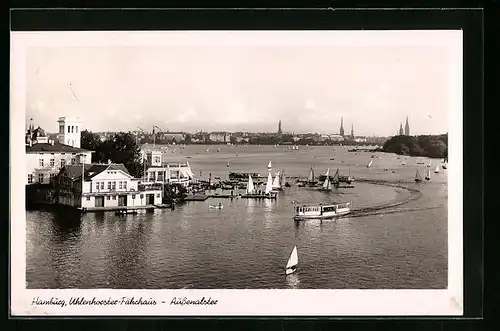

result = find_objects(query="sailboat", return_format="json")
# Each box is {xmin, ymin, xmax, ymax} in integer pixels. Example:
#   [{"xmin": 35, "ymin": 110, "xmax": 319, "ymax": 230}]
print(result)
[
  {"xmin": 272, "ymin": 171, "xmax": 282, "ymax": 191},
  {"xmin": 331, "ymin": 168, "xmax": 340, "ymax": 187},
  {"xmin": 427, "ymin": 160, "xmax": 432, "ymax": 167},
  {"xmin": 318, "ymin": 168, "xmax": 332, "ymax": 191},
  {"xmin": 285, "ymin": 246, "xmax": 298, "ymax": 275},
  {"xmin": 434, "ymin": 164, "xmax": 440, "ymax": 173},
  {"xmin": 306, "ymin": 166, "xmax": 316, "ymax": 186},
  {"xmin": 268, "ymin": 161, "xmax": 272, "ymax": 171},
  {"xmin": 425, "ymin": 169, "xmax": 431, "ymax": 181},
  {"xmin": 265, "ymin": 172, "xmax": 274, "ymax": 195},
  {"xmin": 401, "ymin": 158, "xmax": 407, "ymax": 166},
  {"xmin": 246, "ymin": 175, "xmax": 255, "ymax": 194},
  {"xmin": 227, "ymin": 161, "xmax": 230, "ymax": 167},
  {"xmin": 415, "ymin": 170, "xmax": 423, "ymax": 182},
  {"xmin": 367, "ymin": 160, "xmax": 373, "ymax": 168},
  {"xmin": 442, "ymin": 159, "xmax": 448, "ymax": 169}
]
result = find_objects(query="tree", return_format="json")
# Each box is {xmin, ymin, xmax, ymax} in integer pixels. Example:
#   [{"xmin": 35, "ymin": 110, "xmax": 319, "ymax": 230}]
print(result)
[{"xmin": 80, "ymin": 130, "xmax": 102, "ymax": 162}]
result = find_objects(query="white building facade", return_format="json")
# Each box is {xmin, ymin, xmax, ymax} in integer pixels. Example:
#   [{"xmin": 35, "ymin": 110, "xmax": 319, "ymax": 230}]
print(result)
[
  {"xmin": 54, "ymin": 163, "xmax": 162, "ymax": 210},
  {"xmin": 57, "ymin": 117, "xmax": 82, "ymax": 148}
]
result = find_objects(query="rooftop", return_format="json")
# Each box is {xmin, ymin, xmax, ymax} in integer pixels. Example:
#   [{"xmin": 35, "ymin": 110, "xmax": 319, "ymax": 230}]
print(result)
[
  {"xmin": 61, "ymin": 163, "xmax": 131, "ymax": 180},
  {"xmin": 26, "ymin": 142, "xmax": 92, "ymax": 153}
]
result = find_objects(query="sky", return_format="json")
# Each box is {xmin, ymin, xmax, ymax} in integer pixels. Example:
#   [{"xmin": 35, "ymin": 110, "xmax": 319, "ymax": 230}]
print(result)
[{"xmin": 23, "ymin": 32, "xmax": 456, "ymax": 136}]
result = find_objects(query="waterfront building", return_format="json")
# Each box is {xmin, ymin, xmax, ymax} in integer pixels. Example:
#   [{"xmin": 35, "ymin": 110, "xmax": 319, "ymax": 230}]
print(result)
[
  {"xmin": 144, "ymin": 162, "xmax": 194, "ymax": 187},
  {"xmin": 26, "ymin": 123, "xmax": 93, "ymax": 185},
  {"xmin": 53, "ymin": 163, "xmax": 162, "ymax": 209},
  {"xmin": 330, "ymin": 134, "xmax": 344, "ymax": 142},
  {"xmin": 209, "ymin": 132, "xmax": 231, "ymax": 143},
  {"xmin": 158, "ymin": 131, "xmax": 185, "ymax": 142}
]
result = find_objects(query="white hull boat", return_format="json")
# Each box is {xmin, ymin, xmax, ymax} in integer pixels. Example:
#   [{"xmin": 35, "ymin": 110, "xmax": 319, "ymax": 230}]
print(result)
[{"xmin": 293, "ymin": 202, "xmax": 351, "ymax": 221}]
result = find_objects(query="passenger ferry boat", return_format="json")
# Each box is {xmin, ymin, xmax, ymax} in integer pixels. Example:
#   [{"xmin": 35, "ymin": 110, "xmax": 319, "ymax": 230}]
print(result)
[{"xmin": 293, "ymin": 202, "xmax": 351, "ymax": 221}]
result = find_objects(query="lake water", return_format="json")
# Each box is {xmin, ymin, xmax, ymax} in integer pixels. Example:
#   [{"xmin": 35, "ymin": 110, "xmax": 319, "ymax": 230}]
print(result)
[{"xmin": 26, "ymin": 145, "xmax": 448, "ymax": 289}]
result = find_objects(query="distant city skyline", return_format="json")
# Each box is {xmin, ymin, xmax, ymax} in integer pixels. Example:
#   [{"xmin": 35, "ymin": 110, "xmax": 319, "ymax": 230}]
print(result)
[{"xmin": 23, "ymin": 31, "xmax": 456, "ymax": 136}]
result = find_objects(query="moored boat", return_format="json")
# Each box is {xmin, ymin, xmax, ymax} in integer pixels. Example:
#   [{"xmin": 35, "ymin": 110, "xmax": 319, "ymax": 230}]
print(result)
[
  {"xmin": 415, "ymin": 170, "xmax": 423, "ymax": 182},
  {"xmin": 285, "ymin": 246, "xmax": 298, "ymax": 275},
  {"xmin": 293, "ymin": 202, "xmax": 351, "ymax": 221}
]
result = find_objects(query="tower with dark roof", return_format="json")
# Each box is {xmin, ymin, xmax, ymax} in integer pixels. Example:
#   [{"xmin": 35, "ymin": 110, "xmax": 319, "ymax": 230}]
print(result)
[
  {"xmin": 399, "ymin": 123, "xmax": 404, "ymax": 136},
  {"xmin": 351, "ymin": 124, "xmax": 354, "ymax": 139}
]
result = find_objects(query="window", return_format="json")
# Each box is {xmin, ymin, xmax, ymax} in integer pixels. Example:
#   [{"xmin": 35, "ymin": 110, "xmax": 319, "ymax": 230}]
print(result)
[
  {"xmin": 106, "ymin": 196, "xmax": 110, "ymax": 200},
  {"xmin": 156, "ymin": 194, "xmax": 160, "ymax": 198},
  {"xmin": 112, "ymin": 196, "xmax": 116, "ymax": 200},
  {"xmin": 123, "ymin": 182, "xmax": 127, "ymax": 190},
  {"xmin": 49, "ymin": 173, "xmax": 55, "ymax": 180},
  {"xmin": 39, "ymin": 159, "xmax": 44, "ymax": 167},
  {"xmin": 50, "ymin": 159, "xmax": 55, "ymax": 167},
  {"xmin": 60, "ymin": 159, "xmax": 66, "ymax": 168},
  {"xmin": 140, "ymin": 194, "xmax": 144, "ymax": 199},
  {"xmin": 28, "ymin": 174, "xmax": 33, "ymax": 183},
  {"xmin": 107, "ymin": 182, "xmax": 111, "ymax": 190},
  {"xmin": 96, "ymin": 182, "xmax": 99, "ymax": 190},
  {"xmin": 132, "ymin": 195, "xmax": 136, "ymax": 199},
  {"xmin": 112, "ymin": 181, "xmax": 116, "ymax": 190},
  {"xmin": 38, "ymin": 173, "xmax": 44, "ymax": 183},
  {"xmin": 100, "ymin": 182, "xmax": 104, "ymax": 189},
  {"xmin": 119, "ymin": 181, "xmax": 123, "ymax": 189},
  {"xmin": 59, "ymin": 125, "xmax": 64, "ymax": 134},
  {"xmin": 71, "ymin": 158, "xmax": 76, "ymax": 165},
  {"xmin": 76, "ymin": 126, "xmax": 78, "ymax": 133},
  {"xmin": 86, "ymin": 197, "xmax": 91, "ymax": 201},
  {"xmin": 68, "ymin": 126, "xmax": 71, "ymax": 133}
]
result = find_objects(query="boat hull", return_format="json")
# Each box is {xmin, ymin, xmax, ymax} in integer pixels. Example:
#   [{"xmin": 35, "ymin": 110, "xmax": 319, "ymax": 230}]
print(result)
[
  {"xmin": 285, "ymin": 267, "xmax": 297, "ymax": 275},
  {"xmin": 293, "ymin": 209, "xmax": 350, "ymax": 221}
]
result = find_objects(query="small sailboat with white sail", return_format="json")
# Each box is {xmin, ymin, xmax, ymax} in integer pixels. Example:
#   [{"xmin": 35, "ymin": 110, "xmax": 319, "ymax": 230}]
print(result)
[
  {"xmin": 305, "ymin": 166, "xmax": 317, "ymax": 187},
  {"xmin": 425, "ymin": 169, "xmax": 431, "ymax": 181},
  {"xmin": 367, "ymin": 160, "xmax": 373, "ymax": 168},
  {"xmin": 442, "ymin": 159, "xmax": 448, "ymax": 169},
  {"xmin": 427, "ymin": 160, "xmax": 432, "ymax": 167},
  {"xmin": 285, "ymin": 246, "xmax": 298, "ymax": 275},
  {"xmin": 434, "ymin": 164, "xmax": 440, "ymax": 173},
  {"xmin": 246, "ymin": 175, "xmax": 255, "ymax": 194},
  {"xmin": 415, "ymin": 170, "xmax": 423, "ymax": 183},
  {"xmin": 318, "ymin": 168, "xmax": 332, "ymax": 191},
  {"xmin": 272, "ymin": 171, "xmax": 282, "ymax": 191}
]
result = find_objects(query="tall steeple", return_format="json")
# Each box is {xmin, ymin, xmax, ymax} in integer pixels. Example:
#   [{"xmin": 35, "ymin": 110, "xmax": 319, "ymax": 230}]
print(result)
[
  {"xmin": 404, "ymin": 116, "xmax": 410, "ymax": 136},
  {"xmin": 277, "ymin": 120, "xmax": 282, "ymax": 134},
  {"xmin": 340, "ymin": 117, "xmax": 344, "ymax": 136},
  {"xmin": 351, "ymin": 124, "xmax": 354, "ymax": 138},
  {"xmin": 399, "ymin": 122, "xmax": 404, "ymax": 136}
]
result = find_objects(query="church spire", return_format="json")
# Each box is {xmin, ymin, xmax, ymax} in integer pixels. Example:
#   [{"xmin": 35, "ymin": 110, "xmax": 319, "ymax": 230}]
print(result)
[
  {"xmin": 340, "ymin": 116, "xmax": 344, "ymax": 136},
  {"xmin": 404, "ymin": 116, "xmax": 410, "ymax": 136},
  {"xmin": 351, "ymin": 124, "xmax": 354, "ymax": 138},
  {"xmin": 399, "ymin": 122, "xmax": 404, "ymax": 136}
]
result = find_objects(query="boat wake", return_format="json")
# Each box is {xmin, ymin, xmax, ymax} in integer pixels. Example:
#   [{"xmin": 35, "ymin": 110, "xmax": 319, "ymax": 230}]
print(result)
[{"xmin": 347, "ymin": 178, "xmax": 425, "ymax": 218}]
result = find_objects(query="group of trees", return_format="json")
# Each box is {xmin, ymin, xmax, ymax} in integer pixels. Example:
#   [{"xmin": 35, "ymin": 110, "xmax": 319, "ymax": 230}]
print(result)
[
  {"xmin": 81, "ymin": 130, "xmax": 144, "ymax": 178},
  {"xmin": 382, "ymin": 134, "xmax": 448, "ymax": 158}
]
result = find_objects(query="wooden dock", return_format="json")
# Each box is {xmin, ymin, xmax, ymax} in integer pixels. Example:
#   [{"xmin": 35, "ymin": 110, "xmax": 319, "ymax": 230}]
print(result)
[
  {"xmin": 240, "ymin": 194, "xmax": 277, "ymax": 199},
  {"xmin": 184, "ymin": 195, "xmax": 209, "ymax": 201}
]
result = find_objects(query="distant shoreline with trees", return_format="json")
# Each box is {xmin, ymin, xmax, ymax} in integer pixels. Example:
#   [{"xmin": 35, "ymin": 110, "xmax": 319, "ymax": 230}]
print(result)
[{"xmin": 382, "ymin": 134, "xmax": 448, "ymax": 159}]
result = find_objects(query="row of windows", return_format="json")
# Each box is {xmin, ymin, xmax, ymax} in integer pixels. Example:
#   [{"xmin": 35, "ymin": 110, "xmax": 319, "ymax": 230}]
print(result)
[
  {"xmin": 39, "ymin": 158, "xmax": 77, "ymax": 167},
  {"xmin": 60, "ymin": 125, "xmax": 79, "ymax": 134},
  {"xmin": 28, "ymin": 173, "xmax": 56, "ymax": 183},
  {"xmin": 85, "ymin": 193, "xmax": 161, "ymax": 201},
  {"xmin": 94, "ymin": 181, "xmax": 128, "ymax": 190},
  {"xmin": 37, "ymin": 152, "xmax": 77, "ymax": 156}
]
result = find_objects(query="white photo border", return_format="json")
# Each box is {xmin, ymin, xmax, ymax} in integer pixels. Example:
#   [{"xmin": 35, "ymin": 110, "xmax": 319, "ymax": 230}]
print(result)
[{"xmin": 10, "ymin": 30, "xmax": 463, "ymax": 316}]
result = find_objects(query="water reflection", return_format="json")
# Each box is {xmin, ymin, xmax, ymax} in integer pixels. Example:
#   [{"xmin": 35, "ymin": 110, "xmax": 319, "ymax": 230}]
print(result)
[{"xmin": 285, "ymin": 273, "xmax": 300, "ymax": 289}]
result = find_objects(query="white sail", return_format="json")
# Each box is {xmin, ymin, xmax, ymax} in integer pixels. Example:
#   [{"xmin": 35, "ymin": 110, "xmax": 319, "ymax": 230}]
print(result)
[
  {"xmin": 307, "ymin": 167, "xmax": 314, "ymax": 182},
  {"xmin": 268, "ymin": 161, "xmax": 272, "ymax": 170},
  {"xmin": 434, "ymin": 164, "xmax": 440, "ymax": 173},
  {"xmin": 322, "ymin": 176, "xmax": 331, "ymax": 189},
  {"xmin": 265, "ymin": 172, "xmax": 273, "ymax": 194},
  {"xmin": 324, "ymin": 168, "xmax": 330, "ymax": 177},
  {"xmin": 367, "ymin": 160, "xmax": 373, "ymax": 167},
  {"xmin": 272, "ymin": 171, "xmax": 281, "ymax": 188},
  {"xmin": 246, "ymin": 175, "xmax": 255, "ymax": 194},
  {"xmin": 286, "ymin": 246, "xmax": 298, "ymax": 269},
  {"xmin": 428, "ymin": 160, "xmax": 432, "ymax": 167}
]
